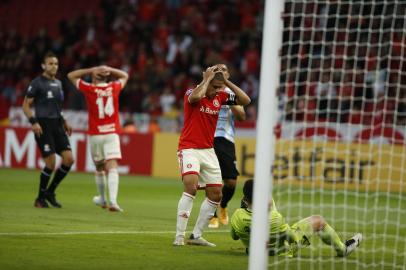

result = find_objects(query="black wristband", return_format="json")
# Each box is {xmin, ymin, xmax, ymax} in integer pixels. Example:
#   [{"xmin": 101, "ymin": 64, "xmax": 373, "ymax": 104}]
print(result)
[{"xmin": 28, "ymin": 117, "xmax": 38, "ymax": 125}]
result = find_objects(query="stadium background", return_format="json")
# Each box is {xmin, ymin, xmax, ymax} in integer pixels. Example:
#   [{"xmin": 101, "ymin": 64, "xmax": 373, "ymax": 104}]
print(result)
[
  {"xmin": 0, "ymin": 0, "xmax": 262, "ymax": 178},
  {"xmin": 1, "ymin": 0, "xmax": 404, "ymax": 186},
  {"xmin": 1, "ymin": 1, "xmax": 406, "ymax": 270}
]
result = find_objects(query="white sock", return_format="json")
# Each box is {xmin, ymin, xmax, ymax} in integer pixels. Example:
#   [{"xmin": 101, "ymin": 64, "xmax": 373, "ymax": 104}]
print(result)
[
  {"xmin": 192, "ymin": 198, "xmax": 219, "ymax": 238},
  {"xmin": 95, "ymin": 171, "xmax": 106, "ymax": 201},
  {"xmin": 176, "ymin": 192, "xmax": 195, "ymax": 237},
  {"xmin": 107, "ymin": 168, "xmax": 119, "ymax": 205}
]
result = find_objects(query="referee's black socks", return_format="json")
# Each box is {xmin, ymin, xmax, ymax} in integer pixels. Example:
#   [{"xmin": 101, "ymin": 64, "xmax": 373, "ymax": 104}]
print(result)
[
  {"xmin": 47, "ymin": 164, "xmax": 71, "ymax": 194},
  {"xmin": 220, "ymin": 185, "xmax": 236, "ymax": 208},
  {"xmin": 38, "ymin": 167, "xmax": 53, "ymax": 199}
]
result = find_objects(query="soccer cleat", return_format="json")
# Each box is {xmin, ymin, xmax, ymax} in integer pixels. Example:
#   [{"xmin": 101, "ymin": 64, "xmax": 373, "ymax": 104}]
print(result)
[
  {"xmin": 187, "ymin": 234, "xmax": 216, "ymax": 247},
  {"xmin": 173, "ymin": 235, "xmax": 185, "ymax": 246},
  {"xmin": 218, "ymin": 207, "xmax": 229, "ymax": 225},
  {"xmin": 342, "ymin": 233, "xmax": 363, "ymax": 257},
  {"xmin": 109, "ymin": 204, "xmax": 123, "ymax": 212},
  {"xmin": 208, "ymin": 217, "xmax": 219, "ymax": 228},
  {"xmin": 34, "ymin": 198, "xmax": 49, "ymax": 208},
  {"xmin": 44, "ymin": 192, "xmax": 62, "ymax": 208},
  {"xmin": 92, "ymin": 196, "xmax": 108, "ymax": 209}
]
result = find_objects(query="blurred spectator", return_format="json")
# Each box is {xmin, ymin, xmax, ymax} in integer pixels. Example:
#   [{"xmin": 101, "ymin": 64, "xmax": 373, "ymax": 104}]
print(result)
[
  {"xmin": 315, "ymin": 72, "xmax": 337, "ymax": 121},
  {"xmin": 148, "ymin": 115, "xmax": 161, "ymax": 133},
  {"xmin": 122, "ymin": 115, "xmax": 138, "ymax": 133},
  {"xmin": 280, "ymin": 1, "xmax": 406, "ymax": 126},
  {"xmin": 0, "ymin": 94, "xmax": 10, "ymax": 125},
  {"xmin": 1, "ymin": 0, "xmax": 405, "ymax": 131},
  {"xmin": 160, "ymin": 87, "xmax": 176, "ymax": 115}
]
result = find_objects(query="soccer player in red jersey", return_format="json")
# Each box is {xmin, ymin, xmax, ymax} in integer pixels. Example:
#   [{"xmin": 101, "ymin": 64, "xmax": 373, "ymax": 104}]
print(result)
[
  {"xmin": 173, "ymin": 65, "xmax": 251, "ymax": 246},
  {"xmin": 68, "ymin": 65, "xmax": 129, "ymax": 212}
]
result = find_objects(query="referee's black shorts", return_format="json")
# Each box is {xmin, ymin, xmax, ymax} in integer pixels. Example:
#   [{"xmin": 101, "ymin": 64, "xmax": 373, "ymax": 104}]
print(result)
[
  {"xmin": 214, "ymin": 137, "xmax": 239, "ymax": 180},
  {"xmin": 35, "ymin": 118, "xmax": 72, "ymax": 158}
]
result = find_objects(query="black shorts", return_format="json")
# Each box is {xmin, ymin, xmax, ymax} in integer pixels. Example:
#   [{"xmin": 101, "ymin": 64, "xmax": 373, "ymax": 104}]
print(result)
[
  {"xmin": 214, "ymin": 137, "xmax": 239, "ymax": 180},
  {"xmin": 35, "ymin": 118, "xmax": 72, "ymax": 158}
]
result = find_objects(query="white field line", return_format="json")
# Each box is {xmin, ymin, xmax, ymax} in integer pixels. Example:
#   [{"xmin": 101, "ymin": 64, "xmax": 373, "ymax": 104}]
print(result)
[{"xmin": 0, "ymin": 230, "xmax": 229, "ymax": 236}]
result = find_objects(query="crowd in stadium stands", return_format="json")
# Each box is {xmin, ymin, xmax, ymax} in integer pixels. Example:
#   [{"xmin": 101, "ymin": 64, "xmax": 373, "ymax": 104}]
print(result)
[
  {"xmin": 0, "ymin": 0, "xmax": 405, "ymax": 128},
  {"xmin": 0, "ymin": 0, "xmax": 261, "ymax": 127},
  {"xmin": 280, "ymin": 2, "xmax": 406, "ymax": 126}
]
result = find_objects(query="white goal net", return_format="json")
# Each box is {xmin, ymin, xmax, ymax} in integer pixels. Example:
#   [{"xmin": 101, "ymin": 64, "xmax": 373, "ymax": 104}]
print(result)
[{"xmin": 270, "ymin": 1, "xmax": 406, "ymax": 269}]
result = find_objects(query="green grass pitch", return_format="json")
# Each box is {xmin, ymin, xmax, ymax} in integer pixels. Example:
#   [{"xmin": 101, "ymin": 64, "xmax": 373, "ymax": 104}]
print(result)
[{"xmin": 0, "ymin": 168, "xmax": 404, "ymax": 270}]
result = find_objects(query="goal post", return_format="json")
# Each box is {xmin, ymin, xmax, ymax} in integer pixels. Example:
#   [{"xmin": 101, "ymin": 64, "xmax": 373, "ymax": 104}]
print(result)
[{"xmin": 248, "ymin": 0, "xmax": 284, "ymax": 269}]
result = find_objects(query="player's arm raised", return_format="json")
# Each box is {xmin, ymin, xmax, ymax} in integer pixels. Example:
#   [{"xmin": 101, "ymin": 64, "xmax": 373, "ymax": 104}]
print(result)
[
  {"xmin": 188, "ymin": 66, "xmax": 216, "ymax": 103},
  {"xmin": 67, "ymin": 67, "xmax": 97, "ymax": 87},
  {"xmin": 231, "ymin": 105, "xmax": 246, "ymax": 121},
  {"xmin": 106, "ymin": 66, "xmax": 129, "ymax": 88},
  {"xmin": 225, "ymin": 79, "xmax": 251, "ymax": 106}
]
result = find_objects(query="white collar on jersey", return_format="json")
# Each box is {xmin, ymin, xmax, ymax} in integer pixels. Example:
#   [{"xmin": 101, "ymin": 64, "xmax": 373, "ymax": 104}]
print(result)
[{"xmin": 94, "ymin": 82, "xmax": 109, "ymax": 86}]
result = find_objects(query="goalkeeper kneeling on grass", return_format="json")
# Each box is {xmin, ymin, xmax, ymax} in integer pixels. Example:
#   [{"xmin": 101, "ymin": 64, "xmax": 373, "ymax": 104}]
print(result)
[{"xmin": 230, "ymin": 179, "xmax": 362, "ymax": 257}]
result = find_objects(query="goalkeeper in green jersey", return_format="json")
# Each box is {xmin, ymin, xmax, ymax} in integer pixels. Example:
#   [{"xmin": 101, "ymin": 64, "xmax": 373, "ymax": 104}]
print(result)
[{"xmin": 230, "ymin": 179, "xmax": 362, "ymax": 257}]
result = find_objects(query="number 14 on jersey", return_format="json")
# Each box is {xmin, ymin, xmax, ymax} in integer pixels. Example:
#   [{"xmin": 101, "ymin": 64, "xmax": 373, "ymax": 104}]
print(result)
[{"xmin": 96, "ymin": 96, "xmax": 114, "ymax": 119}]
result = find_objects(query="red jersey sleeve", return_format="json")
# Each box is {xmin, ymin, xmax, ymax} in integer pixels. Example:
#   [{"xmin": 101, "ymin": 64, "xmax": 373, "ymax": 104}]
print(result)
[
  {"xmin": 218, "ymin": 90, "xmax": 237, "ymax": 105},
  {"xmin": 112, "ymin": 80, "xmax": 123, "ymax": 93},
  {"xmin": 77, "ymin": 79, "xmax": 93, "ymax": 92},
  {"xmin": 185, "ymin": 89, "xmax": 193, "ymax": 97},
  {"xmin": 184, "ymin": 88, "xmax": 194, "ymax": 104}
]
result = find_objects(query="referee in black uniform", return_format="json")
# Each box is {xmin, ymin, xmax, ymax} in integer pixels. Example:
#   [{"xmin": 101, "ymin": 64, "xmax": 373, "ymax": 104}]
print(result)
[{"xmin": 22, "ymin": 52, "xmax": 74, "ymax": 208}]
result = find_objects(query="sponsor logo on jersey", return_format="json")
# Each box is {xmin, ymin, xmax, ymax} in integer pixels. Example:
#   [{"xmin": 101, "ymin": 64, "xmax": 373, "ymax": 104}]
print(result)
[
  {"xmin": 187, "ymin": 163, "xmax": 192, "ymax": 168},
  {"xmin": 200, "ymin": 106, "xmax": 219, "ymax": 115},
  {"xmin": 47, "ymin": 91, "xmax": 54, "ymax": 98},
  {"xmin": 50, "ymin": 83, "xmax": 59, "ymax": 87},
  {"xmin": 97, "ymin": 123, "xmax": 116, "ymax": 133}
]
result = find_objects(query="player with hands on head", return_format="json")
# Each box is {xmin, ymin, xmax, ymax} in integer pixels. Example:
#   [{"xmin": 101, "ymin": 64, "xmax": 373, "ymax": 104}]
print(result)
[
  {"xmin": 22, "ymin": 52, "xmax": 74, "ymax": 208},
  {"xmin": 231, "ymin": 179, "xmax": 363, "ymax": 257},
  {"xmin": 173, "ymin": 64, "xmax": 251, "ymax": 247},
  {"xmin": 208, "ymin": 64, "xmax": 247, "ymax": 228},
  {"xmin": 68, "ymin": 65, "xmax": 129, "ymax": 212}
]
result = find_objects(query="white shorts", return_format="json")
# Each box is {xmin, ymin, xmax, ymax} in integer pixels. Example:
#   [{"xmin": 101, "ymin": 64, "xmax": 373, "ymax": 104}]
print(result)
[
  {"xmin": 177, "ymin": 148, "xmax": 222, "ymax": 188},
  {"xmin": 89, "ymin": 133, "xmax": 122, "ymax": 163}
]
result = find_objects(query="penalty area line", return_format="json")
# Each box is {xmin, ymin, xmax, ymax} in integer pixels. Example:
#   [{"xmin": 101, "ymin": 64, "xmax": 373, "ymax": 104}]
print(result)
[{"xmin": 0, "ymin": 230, "xmax": 229, "ymax": 236}]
